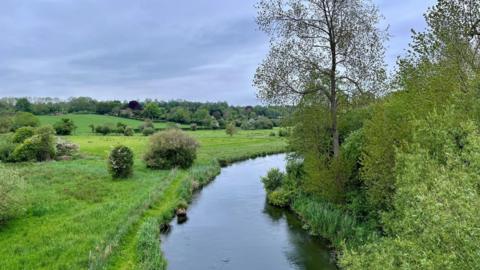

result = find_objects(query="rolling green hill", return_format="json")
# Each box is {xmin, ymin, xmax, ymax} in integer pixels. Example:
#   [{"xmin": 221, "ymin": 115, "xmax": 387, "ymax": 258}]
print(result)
[{"xmin": 38, "ymin": 114, "xmax": 188, "ymax": 135}]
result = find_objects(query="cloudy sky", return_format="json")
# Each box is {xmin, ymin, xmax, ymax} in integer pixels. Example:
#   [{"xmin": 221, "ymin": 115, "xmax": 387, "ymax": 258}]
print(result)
[{"xmin": 0, "ymin": 0, "xmax": 435, "ymax": 105}]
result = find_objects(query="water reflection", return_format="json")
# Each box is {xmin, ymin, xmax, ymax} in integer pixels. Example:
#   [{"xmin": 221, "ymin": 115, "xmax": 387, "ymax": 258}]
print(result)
[{"xmin": 161, "ymin": 154, "xmax": 337, "ymax": 270}]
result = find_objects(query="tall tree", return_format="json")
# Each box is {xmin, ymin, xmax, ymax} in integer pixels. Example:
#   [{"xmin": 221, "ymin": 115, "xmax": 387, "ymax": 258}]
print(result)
[
  {"xmin": 143, "ymin": 102, "xmax": 163, "ymax": 120},
  {"xmin": 399, "ymin": 0, "xmax": 480, "ymax": 88},
  {"xmin": 254, "ymin": 0, "xmax": 387, "ymax": 157},
  {"xmin": 15, "ymin": 98, "xmax": 32, "ymax": 112}
]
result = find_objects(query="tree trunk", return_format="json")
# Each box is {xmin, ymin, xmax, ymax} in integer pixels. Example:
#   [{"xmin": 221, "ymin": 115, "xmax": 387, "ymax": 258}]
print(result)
[
  {"xmin": 330, "ymin": 70, "xmax": 340, "ymax": 158},
  {"xmin": 329, "ymin": 31, "xmax": 340, "ymax": 158}
]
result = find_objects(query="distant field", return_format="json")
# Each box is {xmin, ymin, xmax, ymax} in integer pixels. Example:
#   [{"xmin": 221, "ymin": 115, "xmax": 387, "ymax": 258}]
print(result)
[
  {"xmin": 38, "ymin": 114, "xmax": 189, "ymax": 134},
  {"xmin": 0, "ymin": 129, "xmax": 286, "ymax": 269}
]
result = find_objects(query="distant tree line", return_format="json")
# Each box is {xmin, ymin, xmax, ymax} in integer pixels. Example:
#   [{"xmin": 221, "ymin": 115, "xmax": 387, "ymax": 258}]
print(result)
[{"xmin": 0, "ymin": 97, "xmax": 291, "ymax": 129}]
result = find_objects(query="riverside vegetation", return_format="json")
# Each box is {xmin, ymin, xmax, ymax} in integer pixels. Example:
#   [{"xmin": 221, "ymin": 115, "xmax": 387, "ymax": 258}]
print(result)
[
  {"xmin": 0, "ymin": 112, "xmax": 287, "ymax": 269},
  {"xmin": 257, "ymin": 0, "xmax": 480, "ymax": 269}
]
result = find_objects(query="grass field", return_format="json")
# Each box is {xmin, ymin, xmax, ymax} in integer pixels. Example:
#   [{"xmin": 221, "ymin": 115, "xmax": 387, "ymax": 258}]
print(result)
[
  {"xmin": 38, "ymin": 114, "xmax": 189, "ymax": 135},
  {"xmin": 0, "ymin": 122, "xmax": 286, "ymax": 269}
]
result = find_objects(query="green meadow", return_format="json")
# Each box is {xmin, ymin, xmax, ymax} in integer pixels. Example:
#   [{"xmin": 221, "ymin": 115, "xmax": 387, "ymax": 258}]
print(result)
[
  {"xmin": 38, "ymin": 114, "xmax": 189, "ymax": 135},
  {"xmin": 0, "ymin": 115, "xmax": 286, "ymax": 269}
]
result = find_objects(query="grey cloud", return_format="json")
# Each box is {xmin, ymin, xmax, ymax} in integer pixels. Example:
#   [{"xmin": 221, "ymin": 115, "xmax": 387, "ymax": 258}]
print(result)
[{"xmin": 0, "ymin": 0, "xmax": 434, "ymax": 104}]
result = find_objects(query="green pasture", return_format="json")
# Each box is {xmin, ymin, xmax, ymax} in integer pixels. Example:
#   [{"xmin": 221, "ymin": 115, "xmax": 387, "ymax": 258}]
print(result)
[
  {"xmin": 0, "ymin": 128, "xmax": 286, "ymax": 269},
  {"xmin": 38, "ymin": 114, "xmax": 189, "ymax": 135}
]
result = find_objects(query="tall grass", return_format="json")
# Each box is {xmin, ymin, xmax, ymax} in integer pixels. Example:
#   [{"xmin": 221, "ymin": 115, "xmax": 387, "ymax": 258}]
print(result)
[
  {"xmin": 87, "ymin": 170, "xmax": 178, "ymax": 269},
  {"xmin": 137, "ymin": 218, "xmax": 167, "ymax": 270},
  {"xmin": 291, "ymin": 195, "xmax": 378, "ymax": 248}
]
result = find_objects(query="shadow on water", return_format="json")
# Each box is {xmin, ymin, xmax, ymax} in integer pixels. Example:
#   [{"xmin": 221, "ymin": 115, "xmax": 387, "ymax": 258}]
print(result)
[
  {"xmin": 263, "ymin": 203, "xmax": 337, "ymax": 269},
  {"xmin": 161, "ymin": 154, "xmax": 337, "ymax": 270}
]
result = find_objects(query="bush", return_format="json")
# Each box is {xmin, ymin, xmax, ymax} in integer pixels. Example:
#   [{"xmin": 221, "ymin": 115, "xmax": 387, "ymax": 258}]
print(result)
[
  {"xmin": 95, "ymin": 124, "xmax": 112, "ymax": 135},
  {"xmin": 144, "ymin": 129, "xmax": 199, "ymax": 169},
  {"xmin": 55, "ymin": 138, "xmax": 79, "ymax": 159},
  {"xmin": 225, "ymin": 122, "xmax": 237, "ymax": 136},
  {"xmin": 0, "ymin": 166, "xmax": 25, "ymax": 223},
  {"xmin": 0, "ymin": 141, "xmax": 16, "ymax": 162},
  {"xmin": 286, "ymin": 158, "xmax": 305, "ymax": 181},
  {"xmin": 142, "ymin": 127, "xmax": 155, "ymax": 136},
  {"xmin": 261, "ymin": 168, "xmax": 285, "ymax": 192},
  {"xmin": 269, "ymin": 131, "xmax": 276, "ymax": 136},
  {"xmin": 278, "ymin": 129, "xmax": 289, "ymax": 137},
  {"xmin": 53, "ymin": 118, "xmax": 76, "ymax": 135},
  {"xmin": 11, "ymin": 126, "xmax": 56, "ymax": 162},
  {"xmin": 12, "ymin": 127, "xmax": 35, "ymax": 143},
  {"xmin": 12, "ymin": 112, "xmax": 39, "ymax": 130},
  {"xmin": 139, "ymin": 119, "xmax": 154, "ymax": 132},
  {"xmin": 267, "ymin": 188, "xmax": 291, "ymax": 207},
  {"xmin": 255, "ymin": 116, "xmax": 274, "ymax": 129},
  {"xmin": 0, "ymin": 115, "xmax": 13, "ymax": 133},
  {"xmin": 124, "ymin": 127, "xmax": 134, "ymax": 136},
  {"xmin": 108, "ymin": 145, "xmax": 134, "ymax": 179},
  {"xmin": 116, "ymin": 122, "xmax": 127, "ymax": 133},
  {"xmin": 240, "ymin": 119, "xmax": 256, "ymax": 130},
  {"xmin": 190, "ymin": 123, "xmax": 197, "ymax": 131},
  {"xmin": 342, "ymin": 115, "xmax": 480, "ymax": 269},
  {"xmin": 209, "ymin": 119, "xmax": 220, "ymax": 130}
]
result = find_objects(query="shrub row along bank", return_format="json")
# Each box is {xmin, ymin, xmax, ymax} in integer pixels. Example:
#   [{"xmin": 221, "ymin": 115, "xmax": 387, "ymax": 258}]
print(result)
[{"xmin": 261, "ymin": 159, "xmax": 377, "ymax": 256}]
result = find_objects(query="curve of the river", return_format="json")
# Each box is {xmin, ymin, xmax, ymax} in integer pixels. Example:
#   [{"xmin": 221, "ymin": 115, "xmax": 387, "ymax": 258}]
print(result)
[{"xmin": 161, "ymin": 154, "xmax": 337, "ymax": 270}]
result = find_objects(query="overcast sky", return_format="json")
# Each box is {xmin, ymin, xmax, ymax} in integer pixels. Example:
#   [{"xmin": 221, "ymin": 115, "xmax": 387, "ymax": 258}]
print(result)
[{"xmin": 0, "ymin": 0, "xmax": 435, "ymax": 105}]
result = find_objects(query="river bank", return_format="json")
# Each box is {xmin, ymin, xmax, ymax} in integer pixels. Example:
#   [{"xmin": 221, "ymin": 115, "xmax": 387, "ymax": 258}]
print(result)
[{"xmin": 160, "ymin": 154, "xmax": 337, "ymax": 270}]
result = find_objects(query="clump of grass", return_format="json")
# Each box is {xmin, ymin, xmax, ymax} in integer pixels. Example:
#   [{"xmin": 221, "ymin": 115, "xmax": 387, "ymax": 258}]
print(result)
[
  {"xmin": 0, "ymin": 166, "xmax": 26, "ymax": 223},
  {"xmin": 292, "ymin": 195, "xmax": 377, "ymax": 248},
  {"xmin": 137, "ymin": 218, "xmax": 167, "ymax": 270}
]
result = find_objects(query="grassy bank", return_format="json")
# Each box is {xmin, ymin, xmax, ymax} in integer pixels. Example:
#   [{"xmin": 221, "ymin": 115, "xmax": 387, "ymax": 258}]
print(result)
[
  {"xmin": 291, "ymin": 195, "xmax": 378, "ymax": 249},
  {"xmin": 0, "ymin": 129, "xmax": 286, "ymax": 269}
]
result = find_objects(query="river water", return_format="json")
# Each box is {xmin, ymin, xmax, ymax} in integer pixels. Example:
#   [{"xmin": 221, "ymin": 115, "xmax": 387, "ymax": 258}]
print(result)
[{"xmin": 161, "ymin": 154, "xmax": 337, "ymax": 270}]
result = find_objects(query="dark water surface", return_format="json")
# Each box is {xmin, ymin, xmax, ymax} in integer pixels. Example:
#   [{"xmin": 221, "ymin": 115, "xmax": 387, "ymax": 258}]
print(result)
[{"xmin": 161, "ymin": 154, "xmax": 337, "ymax": 270}]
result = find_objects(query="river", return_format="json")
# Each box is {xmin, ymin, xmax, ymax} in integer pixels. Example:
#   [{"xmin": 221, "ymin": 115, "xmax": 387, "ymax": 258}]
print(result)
[{"xmin": 161, "ymin": 154, "xmax": 337, "ymax": 270}]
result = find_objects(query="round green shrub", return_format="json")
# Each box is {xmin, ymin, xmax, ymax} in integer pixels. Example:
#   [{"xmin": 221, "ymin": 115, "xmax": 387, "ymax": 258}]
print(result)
[
  {"xmin": 269, "ymin": 131, "xmax": 276, "ymax": 137},
  {"xmin": 225, "ymin": 122, "xmax": 237, "ymax": 136},
  {"xmin": 261, "ymin": 168, "xmax": 285, "ymax": 192},
  {"xmin": 55, "ymin": 138, "xmax": 79, "ymax": 159},
  {"xmin": 95, "ymin": 124, "xmax": 112, "ymax": 135},
  {"xmin": 11, "ymin": 126, "xmax": 56, "ymax": 162},
  {"xmin": 12, "ymin": 112, "xmax": 39, "ymax": 130},
  {"xmin": 53, "ymin": 118, "xmax": 76, "ymax": 135},
  {"xmin": 142, "ymin": 127, "xmax": 155, "ymax": 136},
  {"xmin": 108, "ymin": 145, "xmax": 134, "ymax": 179},
  {"xmin": 0, "ymin": 166, "xmax": 25, "ymax": 223},
  {"xmin": 254, "ymin": 116, "xmax": 274, "ymax": 129},
  {"xmin": 267, "ymin": 188, "xmax": 291, "ymax": 207},
  {"xmin": 144, "ymin": 129, "xmax": 199, "ymax": 169},
  {"xmin": 124, "ymin": 127, "xmax": 134, "ymax": 136},
  {"xmin": 116, "ymin": 122, "xmax": 127, "ymax": 133},
  {"xmin": 139, "ymin": 119, "xmax": 154, "ymax": 132},
  {"xmin": 12, "ymin": 127, "xmax": 35, "ymax": 143}
]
